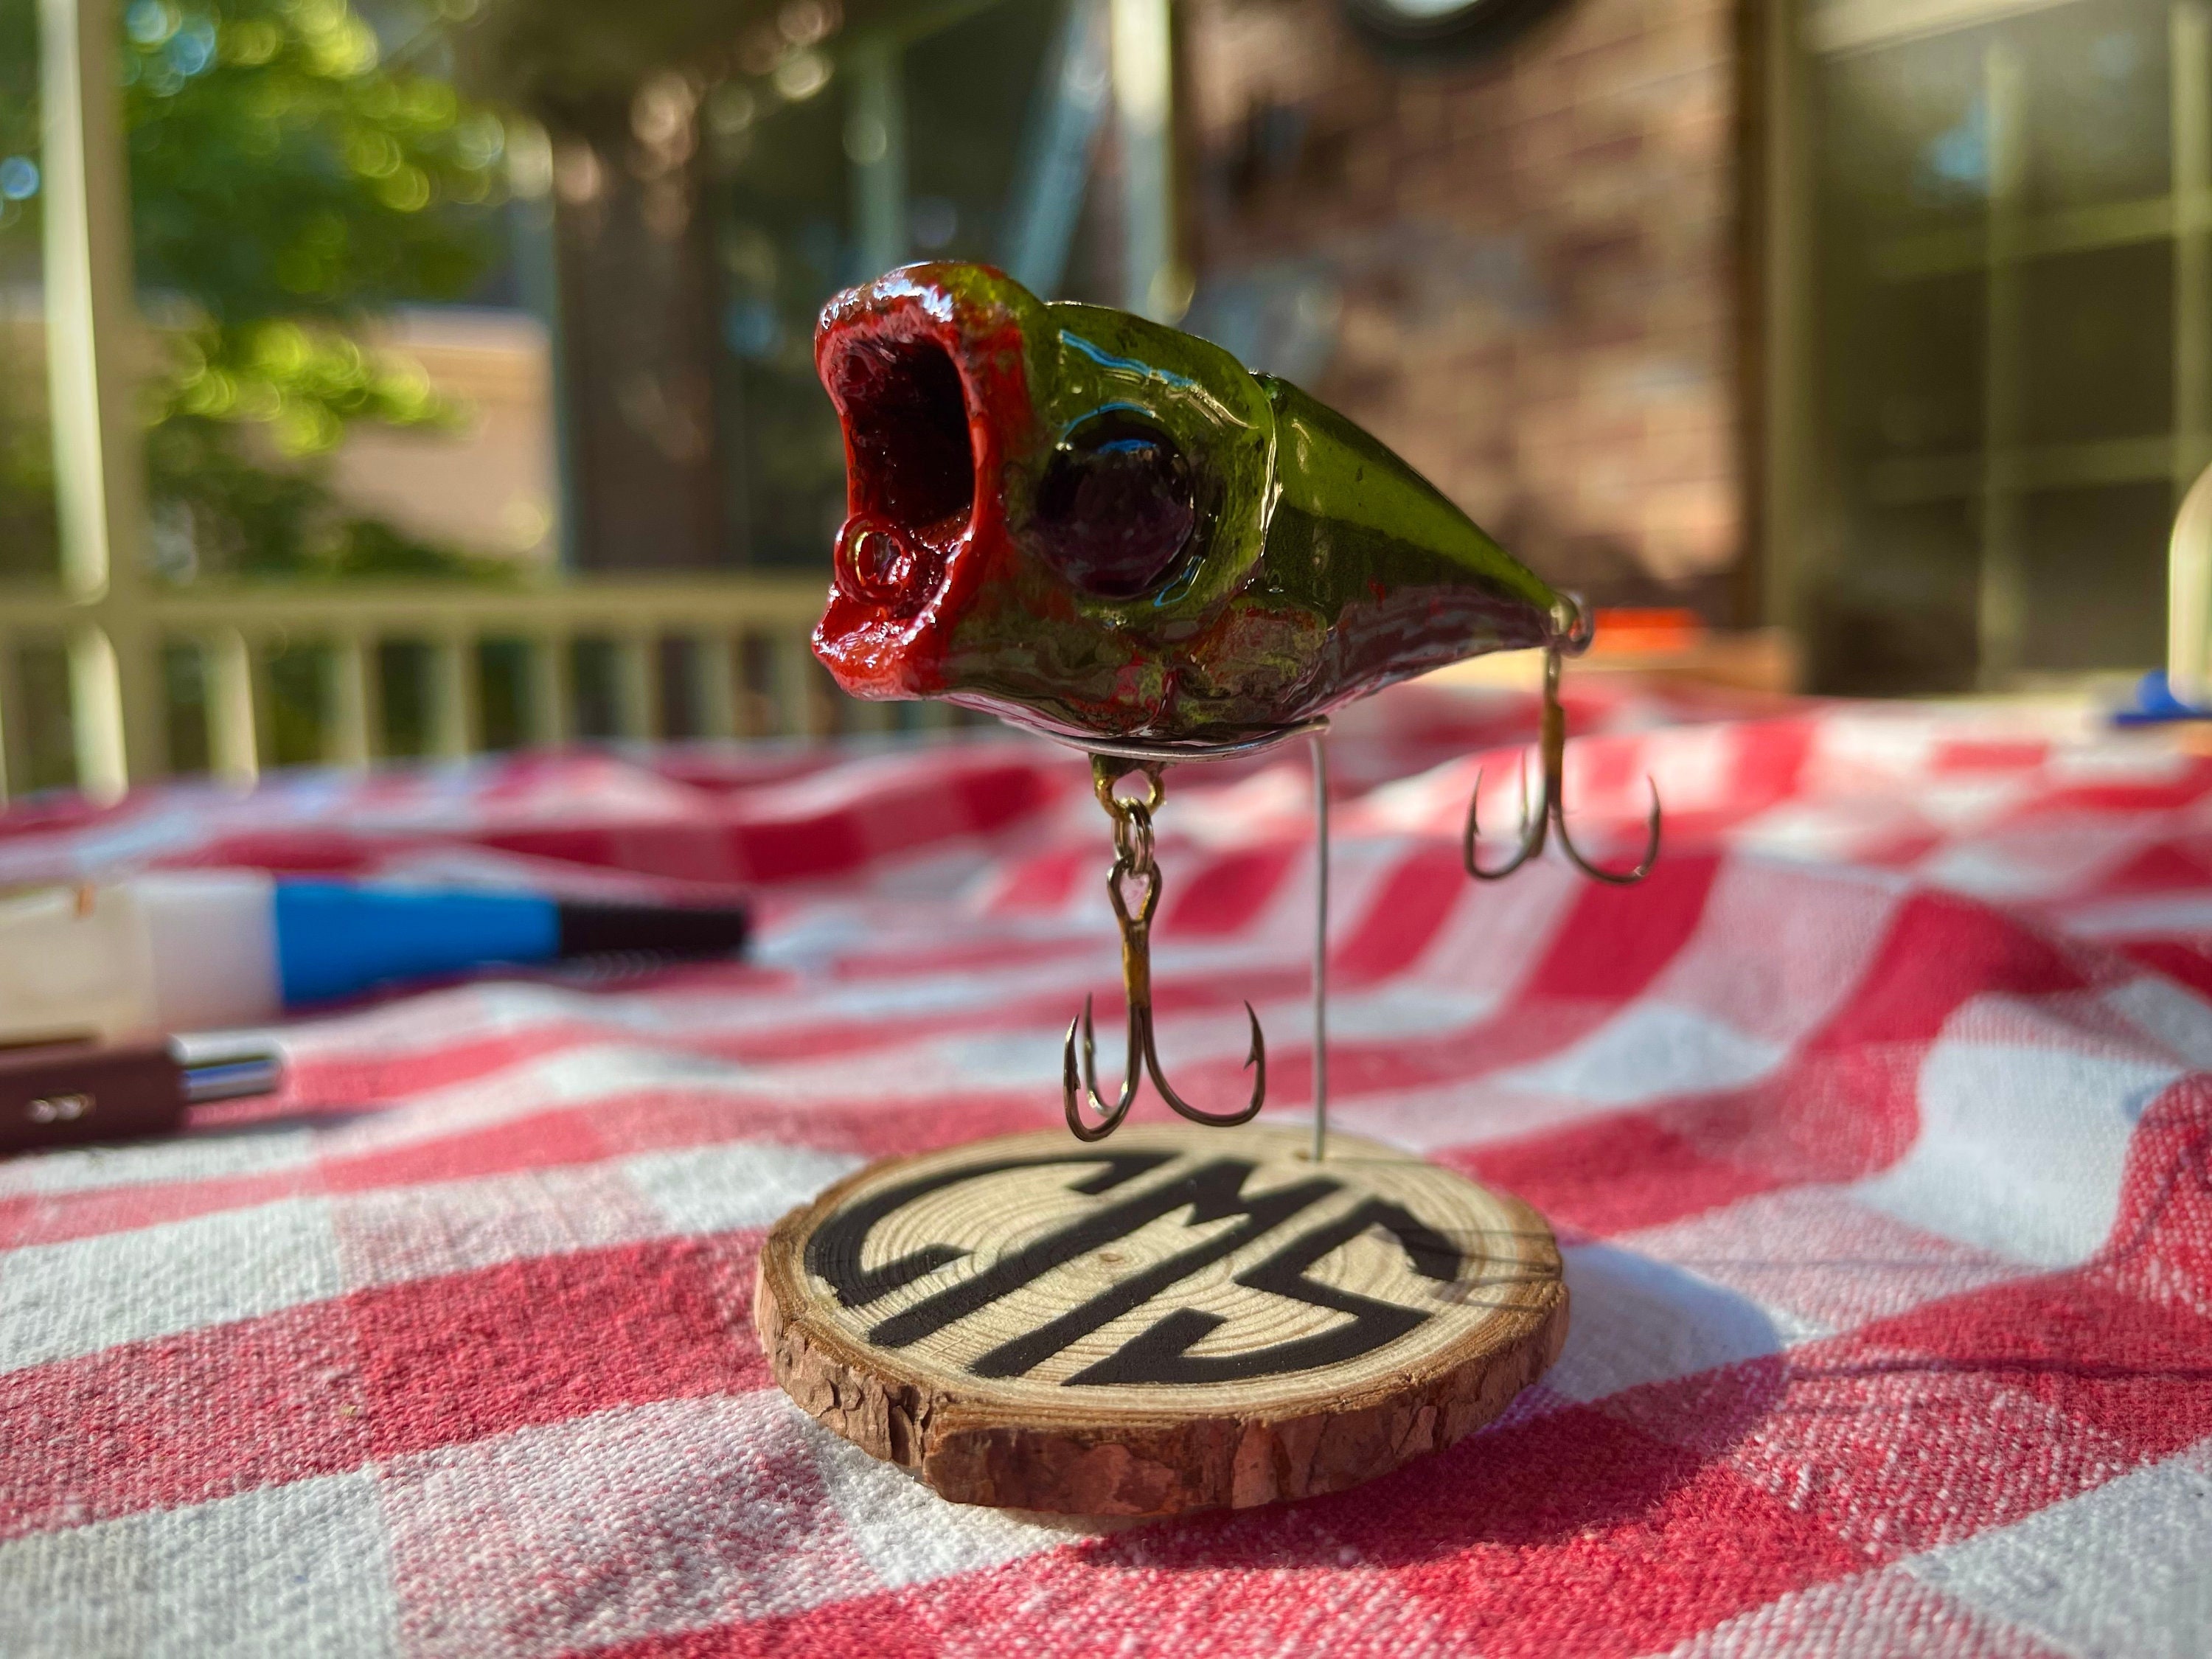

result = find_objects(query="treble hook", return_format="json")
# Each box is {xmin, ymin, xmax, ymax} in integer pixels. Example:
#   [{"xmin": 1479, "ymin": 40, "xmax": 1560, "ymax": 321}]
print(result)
[
  {"xmin": 1065, "ymin": 759, "xmax": 1267, "ymax": 1141},
  {"xmin": 1464, "ymin": 605, "xmax": 1661, "ymax": 886}
]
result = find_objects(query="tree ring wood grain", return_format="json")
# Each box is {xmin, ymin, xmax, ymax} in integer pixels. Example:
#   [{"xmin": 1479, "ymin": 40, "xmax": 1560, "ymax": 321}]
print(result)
[{"xmin": 754, "ymin": 1124, "xmax": 1566, "ymax": 1516}]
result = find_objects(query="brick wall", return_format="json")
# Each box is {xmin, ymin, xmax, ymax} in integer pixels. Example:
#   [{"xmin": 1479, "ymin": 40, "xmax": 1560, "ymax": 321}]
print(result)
[{"xmin": 1180, "ymin": 0, "xmax": 1746, "ymax": 615}]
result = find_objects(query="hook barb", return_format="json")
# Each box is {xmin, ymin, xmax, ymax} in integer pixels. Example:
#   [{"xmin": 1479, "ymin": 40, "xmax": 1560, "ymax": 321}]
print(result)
[
  {"xmin": 1464, "ymin": 756, "xmax": 1545, "ymax": 882},
  {"xmin": 1064, "ymin": 993, "xmax": 1140, "ymax": 1142},
  {"xmin": 1140, "ymin": 1000, "xmax": 1266, "ymax": 1130},
  {"xmin": 1554, "ymin": 773, "xmax": 1663, "ymax": 886}
]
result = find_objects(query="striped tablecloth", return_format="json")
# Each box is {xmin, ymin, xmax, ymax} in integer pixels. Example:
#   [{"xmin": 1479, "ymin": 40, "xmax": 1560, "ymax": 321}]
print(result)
[{"xmin": 1, "ymin": 678, "xmax": 2207, "ymax": 1657}]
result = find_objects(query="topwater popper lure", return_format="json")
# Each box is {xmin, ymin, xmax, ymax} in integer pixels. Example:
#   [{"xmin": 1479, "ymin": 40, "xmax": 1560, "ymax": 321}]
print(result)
[{"xmin": 810, "ymin": 262, "xmax": 1658, "ymax": 1141}]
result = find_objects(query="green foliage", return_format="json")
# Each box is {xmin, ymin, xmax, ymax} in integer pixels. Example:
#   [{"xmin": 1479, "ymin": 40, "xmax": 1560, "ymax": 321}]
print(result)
[
  {"xmin": 0, "ymin": 0, "xmax": 516, "ymax": 580},
  {"xmin": 158, "ymin": 317, "xmax": 451, "ymax": 458},
  {"xmin": 123, "ymin": 0, "xmax": 507, "ymax": 323}
]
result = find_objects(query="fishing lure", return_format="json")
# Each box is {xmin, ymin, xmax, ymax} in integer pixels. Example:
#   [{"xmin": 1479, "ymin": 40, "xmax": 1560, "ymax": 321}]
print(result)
[
  {"xmin": 816, "ymin": 262, "xmax": 1568, "ymax": 749},
  {"xmin": 810, "ymin": 262, "xmax": 1657, "ymax": 1141}
]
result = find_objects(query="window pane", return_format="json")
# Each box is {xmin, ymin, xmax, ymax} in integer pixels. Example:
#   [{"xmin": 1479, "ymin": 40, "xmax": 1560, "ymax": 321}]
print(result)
[{"xmin": 1806, "ymin": 0, "xmax": 2180, "ymax": 689}]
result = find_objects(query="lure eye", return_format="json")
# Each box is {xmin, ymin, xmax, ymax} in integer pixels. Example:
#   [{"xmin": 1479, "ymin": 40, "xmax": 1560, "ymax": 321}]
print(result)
[{"xmin": 1029, "ymin": 414, "xmax": 1197, "ymax": 599}]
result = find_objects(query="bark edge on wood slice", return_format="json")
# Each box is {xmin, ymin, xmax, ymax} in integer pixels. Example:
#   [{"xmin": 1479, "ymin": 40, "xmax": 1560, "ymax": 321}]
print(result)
[{"xmin": 754, "ymin": 1123, "xmax": 1567, "ymax": 1516}]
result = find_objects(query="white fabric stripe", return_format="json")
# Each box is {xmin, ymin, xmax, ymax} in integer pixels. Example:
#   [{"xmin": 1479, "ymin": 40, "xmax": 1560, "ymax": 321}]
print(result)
[
  {"xmin": 771, "ymin": 975, "xmax": 1535, "ymax": 1105},
  {"xmin": 312, "ymin": 1044, "xmax": 765, "ymax": 1163},
  {"xmin": 0, "ymin": 1126, "xmax": 319, "ymax": 1200},
  {"xmin": 1916, "ymin": 810, "xmax": 2162, "ymax": 903},
  {"xmin": 1413, "ymin": 855, "xmax": 1582, "ymax": 1008},
  {"xmin": 271, "ymin": 830, "xmax": 1424, "ymax": 1079},
  {"xmin": 1728, "ymin": 798, "xmax": 1934, "ymax": 866},
  {"xmin": 2101, "ymin": 975, "xmax": 2212, "ymax": 1070},
  {"xmin": 1492, "ymin": 1004, "xmax": 1786, "ymax": 1109},
  {"xmin": 330, "ymin": 1164, "xmax": 669, "ymax": 1292},
  {"xmin": 1474, "ymin": 1180, "xmax": 2052, "ymax": 1426},
  {"xmin": 1658, "ymin": 1565, "xmax": 2053, "ymax": 1659},
  {"xmin": 1644, "ymin": 860, "xmax": 1907, "ymax": 1048},
  {"xmin": 1493, "ymin": 859, "xmax": 1904, "ymax": 1110},
  {"xmin": 799, "ymin": 1398, "xmax": 1099, "ymax": 1587},
  {"xmin": 1352, "ymin": 752, "xmax": 1486, "ymax": 836},
  {"xmin": 1329, "ymin": 1078, "xmax": 1636, "ymax": 1153},
  {"xmin": 1615, "ymin": 1186, "xmax": 2031, "ymax": 1338},
  {"xmin": 2054, "ymin": 891, "xmax": 2212, "ymax": 939},
  {"xmin": 377, "ymin": 1393, "xmax": 877, "ymax": 1659},
  {"xmin": 0, "ymin": 1470, "xmax": 398, "ymax": 1658},
  {"xmin": 622, "ymin": 1142, "xmax": 866, "ymax": 1237},
  {"xmin": 4, "ymin": 963, "xmax": 1542, "ymax": 1234},
  {"xmin": 4, "ymin": 1040, "xmax": 779, "ymax": 1203},
  {"xmin": 0, "ymin": 1196, "xmax": 342, "ymax": 1375},
  {"xmin": 1902, "ymin": 1438, "xmax": 2212, "ymax": 1659},
  {"xmin": 1854, "ymin": 1006, "xmax": 2180, "ymax": 1267},
  {"xmin": 1797, "ymin": 712, "xmax": 1949, "ymax": 793},
  {"xmin": 1, "ymin": 1141, "xmax": 866, "ymax": 1372},
  {"xmin": 1543, "ymin": 1242, "xmax": 1823, "ymax": 1407},
  {"xmin": 2042, "ymin": 738, "xmax": 2195, "ymax": 785}
]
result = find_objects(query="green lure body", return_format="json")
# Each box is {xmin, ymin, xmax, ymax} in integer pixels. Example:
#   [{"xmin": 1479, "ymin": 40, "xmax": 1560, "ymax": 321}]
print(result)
[{"xmin": 813, "ymin": 262, "xmax": 1571, "ymax": 749}]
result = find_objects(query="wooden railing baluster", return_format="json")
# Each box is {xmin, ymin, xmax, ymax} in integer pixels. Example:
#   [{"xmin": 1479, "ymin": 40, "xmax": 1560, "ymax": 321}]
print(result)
[
  {"xmin": 695, "ymin": 633, "xmax": 739, "ymax": 741},
  {"xmin": 429, "ymin": 630, "xmax": 479, "ymax": 762},
  {"xmin": 0, "ymin": 630, "xmax": 13, "ymax": 807},
  {"xmin": 526, "ymin": 632, "xmax": 571, "ymax": 748},
  {"xmin": 613, "ymin": 630, "xmax": 655, "ymax": 742},
  {"xmin": 205, "ymin": 627, "xmax": 259, "ymax": 788},
  {"xmin": 0, "ymin": 576, "xmax": 845, "ymax": 791},
  {"xmin": 66, "ymin": 623, "xmax": 129, "ymax": 802},
  {"xmin": 327, "ymin": 633, "xmax": 375, "ymax": 769},
  {"xmin": 771, "ymin": 630, "xmax": 814, "ymax": 740}
]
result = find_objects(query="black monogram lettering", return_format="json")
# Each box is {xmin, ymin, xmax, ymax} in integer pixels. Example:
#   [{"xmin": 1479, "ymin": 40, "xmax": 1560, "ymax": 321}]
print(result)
[{"xmin": 806, "ymin": 1152, "xmax": 1462, "ymax": 1386}]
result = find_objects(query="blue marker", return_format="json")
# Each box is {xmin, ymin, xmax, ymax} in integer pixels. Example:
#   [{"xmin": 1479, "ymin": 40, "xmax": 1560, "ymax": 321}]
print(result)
[{"xmin": 0, "ymin": 872, "xmax": 750, "ymax": 1046}]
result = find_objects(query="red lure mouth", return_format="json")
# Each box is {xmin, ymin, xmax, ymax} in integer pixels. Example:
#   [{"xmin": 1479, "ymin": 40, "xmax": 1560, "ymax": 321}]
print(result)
[{"xmin": 813, "ymin": 268, "xmax": 1036, "ymax": 700}]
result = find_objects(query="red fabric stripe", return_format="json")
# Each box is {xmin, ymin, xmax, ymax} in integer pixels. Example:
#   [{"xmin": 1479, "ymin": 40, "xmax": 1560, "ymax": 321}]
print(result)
[
  {"xmin": 0, "ymin": 1301, "xmax": 369, "ymax": 1541},
  {"xmin": 2115, "ymin": 939, "xmax": 2212, "ymax": 1003},
  {"xmin": 0, "ymin": 1233, "xmax": 771, "ymax": 1541},
  {"xmin": 288, "ymin": 1022, "xmax": 634, "ymax": 1109},
  {"xmin": 355, "ymin": 1233, "xmax": 767, "ymax": 1458},
  {"xmin": 976, "ymin": 846, "xmax": 1093, "ymax": 914},
  {"xmin": 1329, "ymin": 845, "xmax": 1470, "ymax": 984},
  {"xmin": 2100, "ymin": 1074, "xmax": 2212, "ymax": 1317},
  {"xmin": 1726, "ymin": 716, "xmax": 1818, "ymax": 807},
  {"xmin": 1649, "ymin": 1265, "xmax": 2212, "ymax": 1560},
  {"xmin": 1523, "ymin": 853, "xmax": 1721, "ymax": 1001},
  {"xmin": 1158, "ymin": 843, "xmax": 1302, "ymax": 937},
  {"xmin": 598, "ymin": 1405, "xmax": 1863, "ymax": 1659},
  {"xmin": 1933, "ymin": 739, "xmax": 2049, "ymax": 773},
  {"xmin": 2088, "ymin": 841, "xmax": 2212, "ymax": 896},
  {"xmin": 1811, "ymin": 890, "xmax": 2093, "ymax": 1051},
  {"xmin": 0, "ymin": 1169, "xmax": 321, "ymax": 1252},
  {"xmin": 319, "ymin": 1108, "xmax": 615, "ymax": 1194},
  {"xmin": 1454, "ymin": 1107, "xmax": 1781, "ymax": 1238}
]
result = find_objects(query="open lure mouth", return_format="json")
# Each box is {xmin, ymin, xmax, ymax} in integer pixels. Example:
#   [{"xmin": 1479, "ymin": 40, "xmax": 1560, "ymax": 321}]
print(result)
[
  {"xmin": 829, "ymin": 335, "xmax": 973, "ymax": 614},
  {"xmin": 810, "ymin": 261, "xmax": 1564, "ymax": 748}
]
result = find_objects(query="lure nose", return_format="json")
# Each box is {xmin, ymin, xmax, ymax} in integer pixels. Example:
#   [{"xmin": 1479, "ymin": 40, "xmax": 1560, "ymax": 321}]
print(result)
[{"xmin": 813, "ymin": 264, "xmax": 1045, "ymax": 700}]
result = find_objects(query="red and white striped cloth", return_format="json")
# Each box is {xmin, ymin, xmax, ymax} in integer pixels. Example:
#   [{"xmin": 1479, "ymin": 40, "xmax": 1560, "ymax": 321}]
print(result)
[{"xmin": 2, "ymin": 677, "xmax": 2208, "ymax": 1658}]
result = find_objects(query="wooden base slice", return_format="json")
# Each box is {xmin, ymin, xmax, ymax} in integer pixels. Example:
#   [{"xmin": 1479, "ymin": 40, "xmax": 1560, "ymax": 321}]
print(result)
[{"xmin": 755, "ymin": 1124, "xmax": 1566, "ymax": 1517}]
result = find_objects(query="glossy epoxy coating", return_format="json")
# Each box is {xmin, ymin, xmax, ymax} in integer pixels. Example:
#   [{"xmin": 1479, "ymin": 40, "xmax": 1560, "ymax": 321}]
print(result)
[{"xmin": 813, "ymin": 262, "xmax": 1565, "ymax": 748}]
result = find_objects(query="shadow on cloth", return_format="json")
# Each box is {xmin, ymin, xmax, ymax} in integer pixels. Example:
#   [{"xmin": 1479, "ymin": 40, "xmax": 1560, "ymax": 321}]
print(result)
[{"xmin": 1098, "ymin": 1245, "xmax": 1791, "ymax": 1571}]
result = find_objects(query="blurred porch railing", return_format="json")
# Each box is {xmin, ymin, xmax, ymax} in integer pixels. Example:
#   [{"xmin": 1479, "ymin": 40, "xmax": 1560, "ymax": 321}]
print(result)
[{"xmin": 0, "ymin": 573, "xmax": 859, "ymax": 803}]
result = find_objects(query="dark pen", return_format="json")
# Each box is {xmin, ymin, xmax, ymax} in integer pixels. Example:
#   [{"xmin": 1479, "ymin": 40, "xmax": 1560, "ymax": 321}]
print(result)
[{"xmin": 0, "ymin": 1038, "xmax": 282, "ymax": 1157}]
